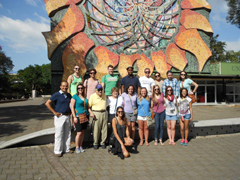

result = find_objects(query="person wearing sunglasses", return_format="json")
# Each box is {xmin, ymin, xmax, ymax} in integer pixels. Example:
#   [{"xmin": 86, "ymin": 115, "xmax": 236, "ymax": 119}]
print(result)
[
  {"xmin": 154, "ymin": 72, "xmax": 163, "ymax": 93},
  {"xmin": 139, "ymin": 68, "xmax": 155, "ymax": 96},
  {"xmin": 179, "ymin": 71, "xmax": 198, "ymax": 95},
  {"xmin": 101, "ymin": 65, "xmax": 120, "ymax": 97},
  {"xmin": 83, "ymin": 68, "xmax": 100, "ymax": 99},
  {"xmin": 151, "ymin": 85, "xmax": 165, "ymax": 146},
  {"xmin": 70, "ymin": 83, "xmax": 89, "ymax": 153},
  {"xmin": 67, "ymin": 65, "xmax": 83, "ymax": 96},
  {"xmin": 162, "ymin": 70, "xmax": 179, "ymax": 97},
  {"xmin": 88, "ymin": 84, "xmax": 107, "ymax": 150},
  {"xmin": 110, "ymin": 106, "xmax": 133, "ymax": 159},
  {"xmin": 164, "ymin": 86, "xmax": 177, "ymax": 145}
]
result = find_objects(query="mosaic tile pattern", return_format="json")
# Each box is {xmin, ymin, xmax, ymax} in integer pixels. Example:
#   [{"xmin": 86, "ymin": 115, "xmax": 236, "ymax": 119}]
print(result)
[
  {"xmin": 136, "ymin": 54, "xmax": 155, "ymax": 77},
  {"xmin": 181, "ymin": 0, "xmax": 211, "ymax": 10}
]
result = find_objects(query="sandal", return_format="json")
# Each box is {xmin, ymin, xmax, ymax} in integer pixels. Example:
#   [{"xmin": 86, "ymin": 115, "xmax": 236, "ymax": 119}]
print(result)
[
  {"xmin": 172, "ymin": 142, "xmax": 176, "ymax": 145},
  {"xmin": 160, "ymin": 140, "xmax": 164, "ymax": 146},
  {"xmin": 139, "ymin": 141, "xmax": 143, "ymax": 146},
  {"xmin": 154, "ymin": 140, "xmax": 158, "ymax": 146},
  {"xmin": 145, "ymin": 141, "xmax": 149, "ymax": 146}
]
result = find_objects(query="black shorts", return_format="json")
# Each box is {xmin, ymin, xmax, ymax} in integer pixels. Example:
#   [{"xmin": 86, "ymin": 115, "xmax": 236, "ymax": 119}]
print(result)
[
  {"xmin": 108, "ymin": 114, "xmax": 115, "ymax": 123},
  {"xmin": 75, "ymin": 118, "xmax": 88, "ymax": 132}
]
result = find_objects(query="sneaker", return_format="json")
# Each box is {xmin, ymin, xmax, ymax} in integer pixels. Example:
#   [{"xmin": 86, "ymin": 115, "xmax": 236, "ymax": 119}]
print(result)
[
  {"xmin": 76, "ymin": 148, "xmax": 81, "ymax": 154},
  {"xmin": 80, "ymin": 147, "xmax": 85, "ymax": 153},
  {"xmin": 184, "ymin": 140, "xmax": 188, "ymax": 146},
  {"xmin": 180, "ymin": 139, "xmax": 185, "ymax": 145},
  {"xmin": 93, "ymin": 145, "xmax": 99, "ymax": 150},
  {"xmin": 101, "ymin": 144, "xmax": 106, "ymax": 149}
]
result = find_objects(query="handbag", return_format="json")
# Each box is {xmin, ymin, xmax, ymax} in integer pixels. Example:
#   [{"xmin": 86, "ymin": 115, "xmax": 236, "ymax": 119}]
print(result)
[
  {"xmin": 75, "ymin": 98, "xmax": 88, "ymax": 124},
  {"xmin": 181, "ymin": 81, "xmax": 196, "ymax": 103},
  {"xmin": 128, "ymin": 94, "xmax": 138, "ymax": 115},
  {"xmin": 151, "ymin": 96, "xmax": 161, "ymax": 119},
  {"xmin": 139, "ymin": 100, "xmax": 154, "ymax": 127}
]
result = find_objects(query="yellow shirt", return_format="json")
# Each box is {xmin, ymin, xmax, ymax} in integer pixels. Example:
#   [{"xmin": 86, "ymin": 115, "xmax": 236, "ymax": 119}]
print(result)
[{"xmin": 88, "ymin": 92, "xmax": 107, "ymax": 111}]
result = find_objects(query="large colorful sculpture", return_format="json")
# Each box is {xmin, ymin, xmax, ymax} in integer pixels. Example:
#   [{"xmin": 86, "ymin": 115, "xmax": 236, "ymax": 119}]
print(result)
[{"xmin": 43, "ymin": 0, "xmax": 213, "ymax": 92}]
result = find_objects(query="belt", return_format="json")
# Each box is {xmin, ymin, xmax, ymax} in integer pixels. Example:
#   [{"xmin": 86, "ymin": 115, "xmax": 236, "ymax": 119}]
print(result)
[
  {"xmin": 92, "ymin": 110, "xmax": 106, "ymax": 113},
  {"xmin": 62, "ymin": 113, "xmax": 71, "ymax": 115}
]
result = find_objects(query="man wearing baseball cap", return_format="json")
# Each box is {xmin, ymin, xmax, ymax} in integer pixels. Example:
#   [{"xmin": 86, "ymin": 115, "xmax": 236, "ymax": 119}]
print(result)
[
  {"xmin": 88, "ymin": 84, "xmax": 107, "ymax": 149},
  {"xmin": 121, "ymin": 66, "xmax": 140, "ymax": 94}
]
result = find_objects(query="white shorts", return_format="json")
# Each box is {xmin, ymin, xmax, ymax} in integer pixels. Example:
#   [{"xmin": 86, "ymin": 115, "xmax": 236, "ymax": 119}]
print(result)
[{"xmin": 137, "ymin": 116, "xmax": 147, "ymax": 121}]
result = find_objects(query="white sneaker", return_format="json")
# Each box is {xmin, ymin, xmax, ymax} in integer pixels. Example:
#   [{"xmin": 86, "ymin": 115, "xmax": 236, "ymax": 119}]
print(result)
[
  {"xmin": 80, "ymin": 147, "xmax": 85, "ymax": 153},
  {"xmin": 76, "ymin": 148, "xmax": 81, "ymax": 154}
]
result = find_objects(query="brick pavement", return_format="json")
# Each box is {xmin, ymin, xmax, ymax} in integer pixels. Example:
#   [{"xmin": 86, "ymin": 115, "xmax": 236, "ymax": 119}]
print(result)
[
  {"xmin": 0, "ymin": 98, "xmax": 240, "ymax": 143},
  {"xmin": 0, "ymin": 133, "xmax": 240, "ymax": 179}
]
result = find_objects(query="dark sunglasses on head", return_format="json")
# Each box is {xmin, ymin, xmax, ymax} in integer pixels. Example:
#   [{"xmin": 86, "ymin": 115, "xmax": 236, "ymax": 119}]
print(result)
[
  {"xmin": 145, "ymin": 71, "xmax": 150, "ymax": 74},
  {"xmin": 90, "ymin": 72, "xmax": 95, "ymax": 74},
  {"xmin": 75, "ymin": 68, "xmax": 80, "ymax": 70},
  {"xmin": 77, "ymin": 87, "xmax": 83, "ymax": 90},
  {"xmin": 180, "ymin": 74, "xmax": 186, "ymax": 76},
  {"xmin": 155, "ymin": 75, "xmax": 160, "ymax": 77}
]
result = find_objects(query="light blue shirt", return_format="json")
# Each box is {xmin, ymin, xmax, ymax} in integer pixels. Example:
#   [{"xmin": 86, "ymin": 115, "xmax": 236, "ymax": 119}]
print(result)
[
  {"xmin": 137, "ymin": 98, "xmax": 151, "ymax": 117},
  {"xmin": 179, "ymin": 78, "xmax": 193, "ymax": 92}
]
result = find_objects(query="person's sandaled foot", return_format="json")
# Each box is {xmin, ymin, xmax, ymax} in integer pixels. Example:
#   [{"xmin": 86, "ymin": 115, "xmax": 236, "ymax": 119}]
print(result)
[
  {"xmin": 168, "ymin": 141, "xmax": 172, "ymax": 145},
  {"xmin": 154, "ymin": 140, "xmax": 158, "ymax": 146},
  {"xmin": 160, "ymin": 140, "xmax": 164, "ymax": 146},
  {"xmin": 139, "ymin": 141, "xmax": 143, "ymax": 146},
  {"xmin": 145, "ymin": 141, "xmax": 149, "ymax": 146},
  {"xmin": 171, "ymin": 141, "xmax": 176, "ymax": 145}
]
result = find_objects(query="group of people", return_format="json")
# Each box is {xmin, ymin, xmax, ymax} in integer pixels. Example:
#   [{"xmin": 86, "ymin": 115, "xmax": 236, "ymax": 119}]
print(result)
[{"xmin": 45, "ymin": 64, "xmax": 198, "ymax": 159}]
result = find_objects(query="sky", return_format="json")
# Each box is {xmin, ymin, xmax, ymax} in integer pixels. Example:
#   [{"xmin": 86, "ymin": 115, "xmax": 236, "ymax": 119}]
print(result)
[{"xmin": 0, "ymin": 0, "xmax": 239, "ymax": 73}]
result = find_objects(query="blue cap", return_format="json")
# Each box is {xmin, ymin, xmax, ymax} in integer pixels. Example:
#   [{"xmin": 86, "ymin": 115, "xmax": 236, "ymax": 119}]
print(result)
[{"xmin": 96, "ymin": 84, "xmax": 103, "ymax": 90}]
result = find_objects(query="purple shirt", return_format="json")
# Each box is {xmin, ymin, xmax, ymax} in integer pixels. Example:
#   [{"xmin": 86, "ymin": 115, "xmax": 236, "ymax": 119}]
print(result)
[
  {"xmin": 151, "ymin": 93, "xmax": 165, "ymax": 113},
  {"xmin": 122, "ymin": 92, "xmax": 138, "ymax": 113}
]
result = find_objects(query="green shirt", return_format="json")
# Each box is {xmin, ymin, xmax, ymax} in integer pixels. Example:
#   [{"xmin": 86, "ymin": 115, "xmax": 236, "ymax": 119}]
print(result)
[
  {"xmin": 70, "ymin": 74, "xmax": 82, "ymax": 96},
  {"xmin": 101, "ymin": 74, "xmax": 119, "ymax": 96}
]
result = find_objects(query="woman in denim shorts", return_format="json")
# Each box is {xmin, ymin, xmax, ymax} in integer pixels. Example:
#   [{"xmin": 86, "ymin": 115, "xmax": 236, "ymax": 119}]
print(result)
[
  {"xmin": 122, "ymin": 84, "xmax": 138, "ymax": 143},
  {"xmin": 177, "ymin": 88, "xmax": 193, "ymax": 146},
  {"xmin": 164, "ymin": 86, "xmax": 178, "ymax": 145}
]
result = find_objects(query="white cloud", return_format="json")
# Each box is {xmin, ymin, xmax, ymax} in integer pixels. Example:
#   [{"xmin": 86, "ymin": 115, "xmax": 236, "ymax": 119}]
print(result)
[
  {"xmin": 226, "ymin": 38, "xmax": 240, "ymax": 52},
  {"xmin": 0, "ymin": 15, "xmax": 50, "ymax": 53},
  {"xmin": 0, "ymin": 3, "xmax": 2, "ymax": 8},
  {"xmin": 25, "ymin": 0, "xmax": 40, "ymax": 6}
]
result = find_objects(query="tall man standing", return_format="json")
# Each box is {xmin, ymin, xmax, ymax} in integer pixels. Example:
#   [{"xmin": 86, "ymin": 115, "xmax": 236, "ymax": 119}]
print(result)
[
  {"xmin": 162, "ymin": 70, "xmax": 179, "ymax": 97},
  {"xmin": 67, "ymin": 65, "xmax": 83, "ymax": 96},
  {"xmin": 139, "ymin": 68, "xmax": 155, "ymax": 96},
  {"xmin": 101, "ymin": 65, "xmax": 119, "ymax": 97},
  {"xmin": 88, "ymin": 84, "xmax": 107, "ymax": 149},
  {"xmin": 121, "ymin": 66, "xmax": 141, "ymax": 94},
  {"xmin": 45, "ymin": 81, "xmax": 73, "ymax": 157}
]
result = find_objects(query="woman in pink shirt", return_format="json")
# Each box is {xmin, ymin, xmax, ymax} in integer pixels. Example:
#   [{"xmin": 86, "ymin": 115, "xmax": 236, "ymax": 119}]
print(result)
[{"xmin": 151, "ymin": 85, "xmax": 165, "ymax": 146}]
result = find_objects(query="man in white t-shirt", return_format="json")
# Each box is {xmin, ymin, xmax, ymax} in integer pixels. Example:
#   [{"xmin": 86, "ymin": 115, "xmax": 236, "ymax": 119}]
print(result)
[{"xmin": 139, "ymin": 68, "xmax": 155, "ymax": 96}]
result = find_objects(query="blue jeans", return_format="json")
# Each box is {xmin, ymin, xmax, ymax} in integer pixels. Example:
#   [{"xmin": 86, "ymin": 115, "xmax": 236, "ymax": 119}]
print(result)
[{"xmin": 154, "ymin": 110, "xmax": 165, "ymax": 140}]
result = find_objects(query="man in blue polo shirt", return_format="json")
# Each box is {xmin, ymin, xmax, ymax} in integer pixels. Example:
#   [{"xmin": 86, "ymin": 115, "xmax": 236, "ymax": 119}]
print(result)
[
  {"xmin": 45, "ymin": 81, "xmax": 73, "ymax": 157},
  {"xmin": 121, "ymin": 66, "xmax": 140, "ymax": 94}
]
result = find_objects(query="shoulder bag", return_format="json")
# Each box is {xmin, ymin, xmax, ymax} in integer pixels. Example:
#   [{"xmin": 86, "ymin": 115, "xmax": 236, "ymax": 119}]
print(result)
[
  {"xmin": 139, "ymin": 99, "xmax": 154, "ymax": 127},
  {"xmin": 75, "ymin": 98, "xmax": 88, "ymax": 124}
]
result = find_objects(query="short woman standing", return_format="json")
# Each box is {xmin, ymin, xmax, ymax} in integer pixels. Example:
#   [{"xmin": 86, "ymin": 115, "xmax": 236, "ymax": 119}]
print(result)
[
  {"xmin": 154, "ymin": 72, "xmax": 164, "ymax": 93},
  {"xmin": 111, "ymin": 106, "xmax": 133, "ymax": 159},
  {"xmin": 70, "ymin": 83, "xmax": 89, "ymax": 153},
  {"xmin": 177, "ymin": 88, "xmax": 193, "ymax": 146},
  {"xmin": 179, "ymin": 71, "xmax": 198, "ymax": 95},
  {"xmin": 164, "ymin": 86, "xmax": 177, "ymax": 145},
  {"xmin": 151, "ymin": 85, "xmax": 165, "ymax": 146},
  {"xmin": 122, "ymin": 84, "xmax": 138, "ymax": 142},
  {"xmin": 137, "ymin": 87, "xmax": 151, "ymax": 146}
]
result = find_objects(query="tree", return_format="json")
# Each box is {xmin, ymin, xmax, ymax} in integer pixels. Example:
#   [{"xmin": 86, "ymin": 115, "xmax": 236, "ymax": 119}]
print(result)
[
  {"xmin": 225, "ymin": 0, "xmax": 240, "ymax": 29},
  {"xmin": 0, "ymin": 46, "xmax": 14, "ymax": 92},
  {"xmin": 226, "ymin": 50, "xmax": 240, "ymax": 62},
  {"xmin": 209, "ymin": 34, "xmax": 226, "ymax": 63}
]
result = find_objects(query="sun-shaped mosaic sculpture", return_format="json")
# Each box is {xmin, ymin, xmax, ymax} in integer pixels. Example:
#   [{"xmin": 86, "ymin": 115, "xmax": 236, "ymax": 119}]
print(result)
[{"xmin": 43, "ymin": 0, "xmax": 213, "ymax": 80}]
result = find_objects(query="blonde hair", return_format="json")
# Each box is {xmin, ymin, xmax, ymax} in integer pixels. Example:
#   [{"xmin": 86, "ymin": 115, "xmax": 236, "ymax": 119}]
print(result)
[
  {"xmin": 138, "ymin": 87, "xmax": 150, "ymax": 103},
  {"xmin": 152, "ymin": 85, "xmax": 160, "ymax": 104}
]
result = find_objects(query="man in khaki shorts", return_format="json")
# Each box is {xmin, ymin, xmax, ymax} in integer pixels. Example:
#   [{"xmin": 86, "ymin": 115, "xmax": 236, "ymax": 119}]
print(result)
[{"xmin": 88, "ymin": 84, "xmax": 107, "ymax": 149}]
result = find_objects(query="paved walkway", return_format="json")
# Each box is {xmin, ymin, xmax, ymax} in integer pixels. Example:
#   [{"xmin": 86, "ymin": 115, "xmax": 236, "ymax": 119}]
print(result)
[
  {"xmin": 0, "ymin": 133, "xmax": 240, "ymax": 179},
  {"xmin": 0, "ymin": 99, "xmax": 240, "ymax": 143}
]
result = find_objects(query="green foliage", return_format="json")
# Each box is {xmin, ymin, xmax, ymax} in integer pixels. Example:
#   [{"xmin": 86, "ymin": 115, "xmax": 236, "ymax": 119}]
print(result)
[
  {"xmin": 226, "ymin": 50, "xmax": 240, "ymax": 62},
  {"xmin": 225, "ymin": 0, "xmax": 240, "ymax": 29},
  {"xmin": 209, "ymin": 34, "xmax": 226, "ymax": 63}
]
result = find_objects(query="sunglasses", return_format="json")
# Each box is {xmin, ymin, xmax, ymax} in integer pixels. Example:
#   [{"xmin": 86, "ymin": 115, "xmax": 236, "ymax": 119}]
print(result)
[
  {"xmin": 118, "ymin": 111, "xmax": 124, "ymax": 113},
  {"xmin": 75, "ymin": 68, "xmax": 80, "ymax": 70},
  {"xmin": 90, "ymin": 72, "xmax": 95, "ymax": 74},
  {"xmin": 180, "ymin": 74, "xmax": 186, "ymax": 76},
  {"xmin": 167, "ymin": 89, "xmax": 172, "ymax": 91},
  {"xmin": 97, "ymin": 89, "xmax": 103, "ymax": 91},
  {"xmin": 145, "ymin": 71, "xmax": 150, "ymax": 74},
  {"xmin": 77, "ymin": 87, "xmax": 83, "ymax": 90},
  {"xmin": 155, "ymin": 75, "xmax": 160, "ymax": 77},
  {"xmin": 154, "ymin": 88, "xmax": 159, "ymax": 91}
]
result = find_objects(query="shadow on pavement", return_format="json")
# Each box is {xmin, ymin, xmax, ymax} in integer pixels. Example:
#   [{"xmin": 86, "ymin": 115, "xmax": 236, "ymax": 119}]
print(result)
[{"xmin": 0, "ymin": 123, "xmax": 26, "ymax": 138}]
